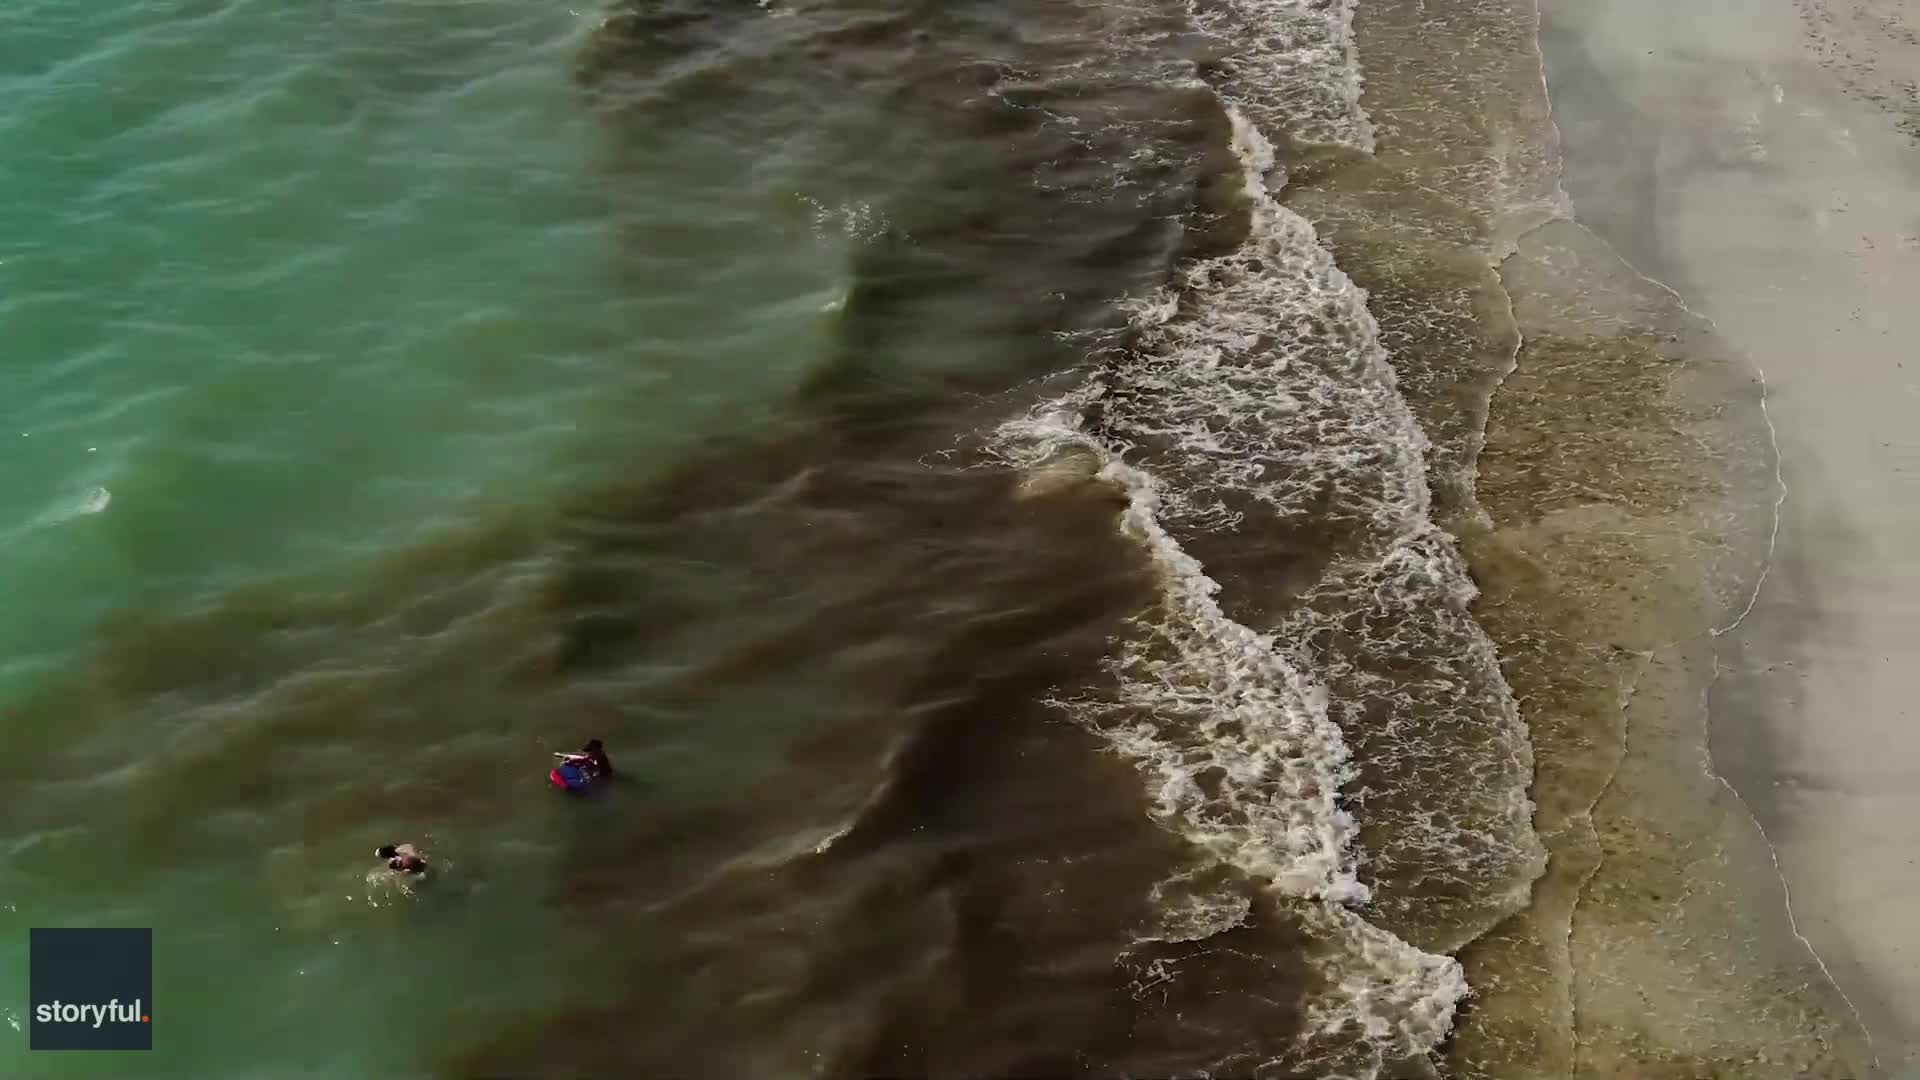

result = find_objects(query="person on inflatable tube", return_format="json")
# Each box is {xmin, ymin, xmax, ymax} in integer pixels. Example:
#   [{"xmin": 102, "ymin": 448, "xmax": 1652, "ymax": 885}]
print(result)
[{"xmin": 549, "ymin": 738, "xmax": 612, "ymax": 793}]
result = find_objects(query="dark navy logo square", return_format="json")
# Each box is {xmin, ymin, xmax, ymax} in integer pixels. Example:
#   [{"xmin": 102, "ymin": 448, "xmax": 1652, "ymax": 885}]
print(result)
[{"xmin": 29, "ymin": 928, "xmax": 153, "ymax": 1050}]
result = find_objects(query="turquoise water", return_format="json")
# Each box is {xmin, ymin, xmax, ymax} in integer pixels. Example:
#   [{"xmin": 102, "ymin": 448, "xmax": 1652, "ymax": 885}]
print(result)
[
  {"xmin": 0, "ymin": 0, "xmax": 840, "ymax": 674},
  {"xmin": 0, "ymin": 0, "xmax": 849, "ymax": 1073},
  {"xmin": 0, "ymin": 0, "xmax": 615, "ymax": 668}
]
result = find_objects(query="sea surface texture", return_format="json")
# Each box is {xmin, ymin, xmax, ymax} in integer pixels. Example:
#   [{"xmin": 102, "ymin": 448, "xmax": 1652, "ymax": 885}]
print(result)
[{"xmin": 0, "ymin": 0, "xmax": 1871, "ymax": 1077}]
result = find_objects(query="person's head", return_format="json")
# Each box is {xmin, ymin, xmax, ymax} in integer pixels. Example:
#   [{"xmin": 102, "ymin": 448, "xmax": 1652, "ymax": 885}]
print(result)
[
  {"xmin": 584, "ymin": 739, "xmax": 604, "ymax": 752},
  {"xmin": 376, "ymin": 845, "xmax": 398, "ymax": 860}
]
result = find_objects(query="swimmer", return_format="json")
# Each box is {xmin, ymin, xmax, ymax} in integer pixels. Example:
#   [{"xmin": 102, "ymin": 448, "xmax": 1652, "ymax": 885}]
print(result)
[
  {"xmin": 556, "ymin": 738, "xmax": 613, "ymax": 779},
  {"xmin": 375, "ymin": 843, "xmax": 428, "ymax": 874}
]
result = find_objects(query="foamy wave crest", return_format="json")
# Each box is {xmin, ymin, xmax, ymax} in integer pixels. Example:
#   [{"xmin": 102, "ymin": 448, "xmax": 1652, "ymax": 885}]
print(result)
[
  {"xmin": 1301, "ymin": 903, "xmax": 1468, "ymax": 1071},
  {"xmin": 991, "ymin": 409, "xmax": 1471, "ymax": 1073},
  {"xmin": 1281, "ymin": 535, "xmax": 1544, "ymax": 941},
  {"xmin": 995, "ymin": 416, "xmax": 1369, "ymax": 903},
  {"xmin": 1097, "ymin": 112, "xmax": 1426, "ymax": 534},
  {"xmin": 1095, "ymin": 109, "xmax": 1540, "ymax": 944},
  {"xmin": 1186, "ymin": 0, "xmax": 1374, "ymax": 151},
  {"xmin": 989, "ymin": 98, "xmax": 1542, "ymax": 1069}
]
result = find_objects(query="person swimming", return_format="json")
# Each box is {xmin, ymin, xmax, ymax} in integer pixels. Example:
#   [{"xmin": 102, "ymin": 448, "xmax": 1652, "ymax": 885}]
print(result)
[
  {"xmin": 556, "ymin": 738, "xmax": 612, "ymax": 778},
  {"xmin": 376, "ymin": 843, "xmax": 428, "ymax": 874}
]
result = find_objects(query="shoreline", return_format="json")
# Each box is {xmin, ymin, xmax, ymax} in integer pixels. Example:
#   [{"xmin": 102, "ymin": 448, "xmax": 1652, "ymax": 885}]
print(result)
[
  {"xmin": 1453, "ymin": 212, "xmax": 1869, "ymax": 1076},
  {"xmin": 1286, "ymin": 0, "xmax": 1872, "ymax": 1068},
  {"xmin": 1531, "ymin": 0, "xmax": 1920, "ymax": 1072},
  {"xmin": 1304, "ymin": 0, "xmax": 1882, "ymax": 1069}
]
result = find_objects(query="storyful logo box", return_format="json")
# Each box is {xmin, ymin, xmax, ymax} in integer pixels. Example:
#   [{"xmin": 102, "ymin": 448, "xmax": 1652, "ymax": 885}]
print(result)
[{"xmin": 29, "ymin": 927, "xmax": 152, "ymax": 1051}]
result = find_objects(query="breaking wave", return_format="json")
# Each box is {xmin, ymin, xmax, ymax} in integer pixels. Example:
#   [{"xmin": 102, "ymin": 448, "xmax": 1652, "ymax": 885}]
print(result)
[{"xmin": 986, "ymin": 9, "xmax": 1545, "ymax": 1064}]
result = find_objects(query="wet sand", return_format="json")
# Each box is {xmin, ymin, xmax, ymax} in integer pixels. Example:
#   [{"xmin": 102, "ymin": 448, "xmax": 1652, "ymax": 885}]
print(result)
[{"xmin": 1536, "ymin": 0, "xmax": 1920, "ymax": 1072}]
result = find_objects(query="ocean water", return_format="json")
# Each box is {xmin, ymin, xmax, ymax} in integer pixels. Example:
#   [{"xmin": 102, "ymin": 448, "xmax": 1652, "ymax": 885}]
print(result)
[
  {"xmin": 0, "ymin": 0, "xmax": 848, "ymax": 1073},
  {"xmin": 0, "ymin": 0, "xmax": 1871, "ymax": 1076}
]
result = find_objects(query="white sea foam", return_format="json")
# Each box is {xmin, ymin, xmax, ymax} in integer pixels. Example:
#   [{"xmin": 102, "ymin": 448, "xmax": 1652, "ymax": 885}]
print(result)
[
  {"xmin": 1300, "ymin": 903, "xmax": 1469, "ymax": 1072},
  {"xmin": 796, "ymin": 195, "xmax": 893, "ymax": 243},
  {"xmin": 1089, "ymin": 111, "xmax": 1428, "ymax": 534},
  {"xmin": 988, "ymin": 93, "xmax": 1542, "ymax": 1069},
  {"xmin": 1185, "ymin": 0, "xmax": 1375, "ymax": 152},
  {"xmin": 33, "ymin": 485, "xmax": 111, "ymax": 527},
  {"xmin": 993, "ymin": 409, "xmax": 1470, "ymax": 1070},
  {"xmin": 361, "ymin": 866, "xmax": 424, "ymax": 906},
  {"xmin": 1135, "ymin": 867, "xmax": 1255, "ymax": 944},
  {"xmin": 1025, "ymin": 442, "xmax": 1370, "ymax": 904}
]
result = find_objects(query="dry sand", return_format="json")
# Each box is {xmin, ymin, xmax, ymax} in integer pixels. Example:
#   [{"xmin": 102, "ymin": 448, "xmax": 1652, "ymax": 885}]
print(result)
[{"xmin": 1536, "ymin": 0, "xmax": 1920, "ymax": 1073}]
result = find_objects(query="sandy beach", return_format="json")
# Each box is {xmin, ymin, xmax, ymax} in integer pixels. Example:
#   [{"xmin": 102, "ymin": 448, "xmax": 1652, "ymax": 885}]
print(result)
[{"xmin": 1536, "ymin": 0, "xmax": 1920, "ymax": 1073}]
